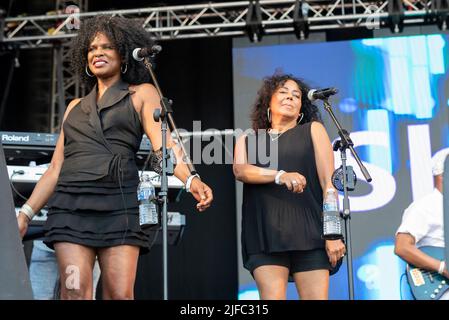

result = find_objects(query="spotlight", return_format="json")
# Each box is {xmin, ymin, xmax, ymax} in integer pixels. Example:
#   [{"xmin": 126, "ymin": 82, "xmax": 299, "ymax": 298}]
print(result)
[
  {"xmin": 434, "ymin": 0, "xmax": 449, "ymax": 30},
  {"xmin": 10, "ymin": 47, "xmax": 20, "ymax": 67},
  {"xmin": 293, "ymin": 0, "xmax": 309, "ymax": 40},
  {"xmin": 245, "ymin": 0, "xmax": 264, "ymax": 43},
  {"xmin": 387, "ymin": 0, "xmax": 404, "ymax": 33}
]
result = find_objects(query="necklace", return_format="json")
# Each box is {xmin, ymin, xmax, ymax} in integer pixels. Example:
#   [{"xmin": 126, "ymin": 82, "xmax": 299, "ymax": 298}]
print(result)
[
  {"xmin": 267, "ymin": 123, "xmax": 298, "ymax": 141},
  {"xmin": 267, "ymin": 129, "xmax": 285, "ymax": 141}
]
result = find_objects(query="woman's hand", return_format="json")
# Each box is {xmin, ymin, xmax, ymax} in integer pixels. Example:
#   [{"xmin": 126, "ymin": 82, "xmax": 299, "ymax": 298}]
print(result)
[
  {"xmin": 189, "ymin": 178, "xmax": 213, "ymax": 212},
  {"xmin": 17, "ymin": 212, "xmax": 30, "ymax": 239},
  {"xmin": 279, "ymin": 172, "xmax": 307, "ymax": 193},
  {"xmin": 326, "ymin": 239, "xmax": 346, "ymax": 268}
]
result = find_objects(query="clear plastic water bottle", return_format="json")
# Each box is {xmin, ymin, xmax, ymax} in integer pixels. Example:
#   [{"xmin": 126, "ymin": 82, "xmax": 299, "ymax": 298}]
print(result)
[
  {"xmin": 137, "ymin": 174, "xmax": 158, "ymax": 227},
  {"xmin": 322, "ymin": 188, "xmax": 343, "ymax": 240}
]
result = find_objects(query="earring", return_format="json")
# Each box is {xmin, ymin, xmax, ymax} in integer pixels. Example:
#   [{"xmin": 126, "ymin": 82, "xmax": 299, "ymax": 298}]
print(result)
[
  {"xmin": 267, "ymin": 108, "xmax": 271, "ymax": 123},
  {"xmin": 121, "ymin": 63, "xmax": 128, "ymax": 74},
  {"xmin": 297, "ymin": 113, "xmax": 304, "ymax": 123},
  {"xmin": 85, "ymin": 65, "xmax": 94, "ymax": 77}
]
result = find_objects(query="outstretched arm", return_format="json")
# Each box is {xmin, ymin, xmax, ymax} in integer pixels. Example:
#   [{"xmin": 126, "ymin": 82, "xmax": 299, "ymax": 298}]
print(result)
[{"xmin": 136, "ymin": 83, "xmax": 213, "ymax": 212}]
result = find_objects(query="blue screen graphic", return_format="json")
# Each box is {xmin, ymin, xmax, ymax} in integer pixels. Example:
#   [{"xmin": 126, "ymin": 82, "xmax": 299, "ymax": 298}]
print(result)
[{"xmin": 233, "ymin": 34, "xmax": 449, "ymax": 300}]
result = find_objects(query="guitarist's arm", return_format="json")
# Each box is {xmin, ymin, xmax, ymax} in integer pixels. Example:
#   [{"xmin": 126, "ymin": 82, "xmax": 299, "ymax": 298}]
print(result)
[{"xmin": 395, "ymin": 233, "xmax": 449, "ymax": 278}]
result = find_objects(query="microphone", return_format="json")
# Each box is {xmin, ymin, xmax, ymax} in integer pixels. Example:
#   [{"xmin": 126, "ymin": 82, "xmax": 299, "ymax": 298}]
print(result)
[
  {"xmin": 307, "ymin": 87, "xmax": 338, "ymax": 101},
  {"xmin": 132, "ymin": 45, "xmax": 162, "ymax": 61}
]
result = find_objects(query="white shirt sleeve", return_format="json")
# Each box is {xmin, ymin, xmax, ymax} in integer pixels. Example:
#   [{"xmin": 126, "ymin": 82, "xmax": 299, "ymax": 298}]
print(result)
[{"xmin": 396, "ymin": 201, "xmax": 431, "ymax": 244}]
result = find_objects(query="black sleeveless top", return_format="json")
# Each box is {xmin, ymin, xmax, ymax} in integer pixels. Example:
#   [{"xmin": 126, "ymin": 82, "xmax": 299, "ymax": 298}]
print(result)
[
  {"xmin": 241, "ymin": 121, "xmax": 324, "ymax": 265},
  {"xmin": 43, "ymin": 79, "xmax": 150, "ymax": 250},
  {"xmin": 47, "ymin": 78, "xmax": 143, "ymax": 211},
  {"xmin": 44, "ymin": 80, "xmax": 149, "ymax": 253}
]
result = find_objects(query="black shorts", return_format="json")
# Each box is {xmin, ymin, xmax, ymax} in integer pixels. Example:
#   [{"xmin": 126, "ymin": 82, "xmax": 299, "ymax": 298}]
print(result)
[{"xmin": 245, "ymin": 249, "xmax": 332, "ymax": 276}]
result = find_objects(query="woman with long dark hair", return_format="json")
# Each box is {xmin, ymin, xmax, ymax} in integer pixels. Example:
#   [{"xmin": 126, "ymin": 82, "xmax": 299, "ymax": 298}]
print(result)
[
  {"xmin": 17, "ymin": 16, "xmax": 213, "ymax": 300},
  {"xmin": 234, "ymin": 74, "xmax": 345, "ymax": 299}
]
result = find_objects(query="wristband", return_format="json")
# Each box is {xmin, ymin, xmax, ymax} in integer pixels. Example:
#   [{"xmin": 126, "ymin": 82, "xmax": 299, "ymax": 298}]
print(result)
[
  {"xmin": 186, "ymin": 174, "xmax": 200, "ymax": 193},
  {"xmin": 275, "ymin": 170, "xmax": 286, "ymax": 185},
  {"xmin": 438, "ymin": 260, "xmax": 446, "ymax": 275},
  {"xmin": 20, "ymin": 203, "xmax": 35, "ymax": 221}
]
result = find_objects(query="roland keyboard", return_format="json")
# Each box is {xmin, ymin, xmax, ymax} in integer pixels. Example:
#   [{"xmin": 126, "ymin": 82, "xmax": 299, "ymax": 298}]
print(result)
[
  {"xmin": 1, "ymin": 131, "xmax": 152, "ymax": 165},
  {"xmin": 7, "ymin": 165, "xmax": 184, "ymax": 189}
]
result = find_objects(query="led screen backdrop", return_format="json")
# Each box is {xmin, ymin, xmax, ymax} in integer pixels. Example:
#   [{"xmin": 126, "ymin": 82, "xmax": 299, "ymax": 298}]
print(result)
[{"xmin": 233, "ymin": 34, "xmax": 449, "ymax": 299}]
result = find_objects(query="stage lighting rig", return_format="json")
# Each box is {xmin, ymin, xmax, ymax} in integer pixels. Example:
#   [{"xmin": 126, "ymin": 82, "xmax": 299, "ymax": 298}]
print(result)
[
  {"xmin": 434, "ymin": 0, "xmax": 449, "ymax": 30},
  {"xmin": 245, "ymin": 0, "xmax": 264, "ymax": 43},
  {"xmin": 388, "ymin": 0, "xmax": 404, "ymax": 33},
  {"xmin": 293, "ymin": 0, "xmax": 310, "ymax": 40}
]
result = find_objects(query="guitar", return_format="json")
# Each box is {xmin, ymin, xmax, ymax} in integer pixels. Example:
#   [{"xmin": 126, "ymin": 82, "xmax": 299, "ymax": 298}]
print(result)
[{"xmin": 406, "ymin": 246, "xmax": 449, "ymax": 300}]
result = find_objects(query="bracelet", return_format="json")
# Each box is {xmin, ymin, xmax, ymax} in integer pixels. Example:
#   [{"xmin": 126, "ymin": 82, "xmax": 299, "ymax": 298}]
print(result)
[
  {"xmin": 20, "ymin": 203, "xmax": 35, "ymax": 221},
  {"xmin": 438, "ymin": 260, "xmax": 446, "ymax": 275},
  {"xmin": 185, "ymin": 174, "xmax": 200, "ymax": 193},
  {"xmin": 274, "ymin": 170, "xmax": 286, "ymax": 185}
]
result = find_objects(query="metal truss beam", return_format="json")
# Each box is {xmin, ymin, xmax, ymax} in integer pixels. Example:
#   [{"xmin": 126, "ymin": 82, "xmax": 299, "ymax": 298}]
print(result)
[
  {"xmin": 2, "ymin": 0, "xmax": 436, "ymax": 48},
  {"xmin": 49, "ymin": 0, "xmax": 88, "ymax": 132}
]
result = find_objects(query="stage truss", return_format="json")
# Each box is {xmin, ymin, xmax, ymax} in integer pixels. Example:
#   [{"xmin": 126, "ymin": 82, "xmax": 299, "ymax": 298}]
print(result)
[
  {"xmin": 0, "ymin": 0, "xmax": 442, "ymax": 131},
  {"xmin": 2, "ymin": 0, "xmax": 437, "ymax": 48}
]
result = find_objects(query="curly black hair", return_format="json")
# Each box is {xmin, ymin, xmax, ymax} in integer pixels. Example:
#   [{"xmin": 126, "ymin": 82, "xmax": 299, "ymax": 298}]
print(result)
[
  {"xmin": 250, "ymin": 74, "xmax": 322, "ymax": 130},
  {"xmin": 70, "ymin": 15, "xmax": 155, "ymax": 89}
]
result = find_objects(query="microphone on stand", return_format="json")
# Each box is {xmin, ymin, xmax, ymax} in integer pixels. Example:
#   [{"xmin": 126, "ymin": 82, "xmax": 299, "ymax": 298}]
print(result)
[
  {"xmin": 132, "ymin": 45, "xmax": 162, "ymax": 61},
  {"xmin": 307, "ymin": 87, "xmax": 338, "ymax": 101}
]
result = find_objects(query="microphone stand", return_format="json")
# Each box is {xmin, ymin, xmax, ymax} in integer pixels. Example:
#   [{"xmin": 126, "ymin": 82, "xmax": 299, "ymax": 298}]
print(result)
[
  {"xmin": 141, "ymin": 56, "xmax": 196, "ymax": 300},
  {"xmin": 322, "ymin": 98, "xmax": 372, "ymax": 300}
]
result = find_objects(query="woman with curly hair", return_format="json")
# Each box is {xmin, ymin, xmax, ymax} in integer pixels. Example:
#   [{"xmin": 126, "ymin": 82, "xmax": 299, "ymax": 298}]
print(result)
[
  {"xmin": 233, "ymin": 74, "xmax": 345, "ymax": 300},
  {"xmin": 17, "ymin": 16, "xmax": 213, "ymax": 300}
]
